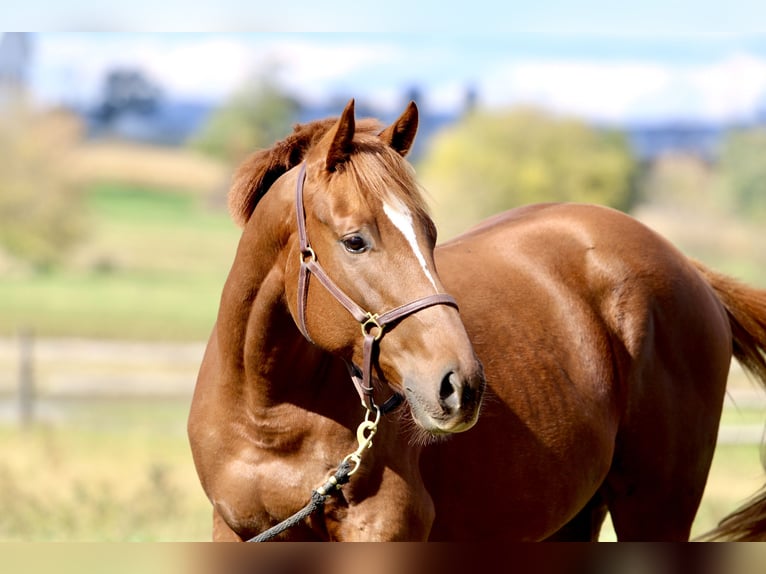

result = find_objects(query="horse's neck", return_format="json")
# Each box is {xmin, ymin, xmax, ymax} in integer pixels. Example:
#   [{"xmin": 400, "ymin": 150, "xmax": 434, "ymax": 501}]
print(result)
[
  {"xmin": 245, "ymin": 269, "xmax": 326, "ymax": 407},
  {"xmin": 214, "ymin": 201, "xmax": 349, "ymax": 416}
]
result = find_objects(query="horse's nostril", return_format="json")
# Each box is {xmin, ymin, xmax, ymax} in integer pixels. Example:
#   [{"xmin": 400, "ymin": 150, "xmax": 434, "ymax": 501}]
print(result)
[
  {"xmin": 439, "ymin": 371, "xmax": 455, "ymax": 400},
  {"xmin": 439, "ymin": 371, "xmax": 461, "ymax": 412}
]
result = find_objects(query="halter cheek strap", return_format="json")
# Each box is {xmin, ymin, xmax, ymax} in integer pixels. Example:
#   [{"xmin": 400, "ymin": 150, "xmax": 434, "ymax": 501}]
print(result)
[{"xmin": 293, "ymin": 162, "xmax": 459, "ymax": 413}]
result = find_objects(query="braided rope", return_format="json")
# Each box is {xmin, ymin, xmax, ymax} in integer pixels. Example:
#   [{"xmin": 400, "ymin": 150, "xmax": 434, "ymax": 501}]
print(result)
[{"xmin": 247, "ymin": 460, "xmax": 353, "ymax": 542}]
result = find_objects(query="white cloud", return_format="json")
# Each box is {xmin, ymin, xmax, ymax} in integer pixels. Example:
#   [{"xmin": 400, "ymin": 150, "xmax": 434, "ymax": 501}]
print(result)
[
  {"xmin": 33, "ymin": 35, "xmax": 402, "ymax": 107},
  {"xmin": 480, "ymin": 59, "xmax": 665, "ymax": 122},
  {"xmin": 479, "ymin": 54, "xmax": 766, "ymax": 123},
  {"xmin": 685, "ymin": 53, "xmax": 766, "ymax": 121},
  {"xmin": 270, "ymin": 40, "xmax": 398, "ymax": 85},
  {"xmin": 136, "ymin": 39, "xmax": 261, "ymax": 100},
  {"xmin": 266, "ymin": 39, "xmax": 404, "ymax": 104},
  {"xmin": 34, "ymin": 36, "xmax": 262, "ymax": 104}
]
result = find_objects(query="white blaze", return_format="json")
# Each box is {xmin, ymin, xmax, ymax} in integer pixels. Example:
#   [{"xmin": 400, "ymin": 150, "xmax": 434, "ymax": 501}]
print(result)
[{"xmin": 383, "ymin": 199, "xmax": 438, "ymax": 291}]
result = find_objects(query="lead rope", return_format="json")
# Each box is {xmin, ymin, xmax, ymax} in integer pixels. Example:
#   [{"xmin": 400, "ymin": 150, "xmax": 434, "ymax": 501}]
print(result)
[{"xmin": 247, "ymin": 405, "xmax": 380, "ymax": 542}]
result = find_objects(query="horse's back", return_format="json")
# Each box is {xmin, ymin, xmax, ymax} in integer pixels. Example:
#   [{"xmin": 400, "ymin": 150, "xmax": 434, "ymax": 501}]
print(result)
[{"xmin": 425, "ymin": 203, "xmax": 732, "ymax": 540}]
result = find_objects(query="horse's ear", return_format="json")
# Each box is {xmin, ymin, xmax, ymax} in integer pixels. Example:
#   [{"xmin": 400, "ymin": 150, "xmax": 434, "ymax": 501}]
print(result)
[
  {"xmin": 379, "ymin": 101, "xmax": 418, "ymax": 157},
  {"xmin": 325, "ymin": 98, "xmax": 356, "ymax": 172}
]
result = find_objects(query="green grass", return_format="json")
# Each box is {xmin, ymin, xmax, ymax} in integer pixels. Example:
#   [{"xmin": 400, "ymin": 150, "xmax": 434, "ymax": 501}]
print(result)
[
  {"xmin": 0, "ymin": 271, "xmax": 223, "ymax": 340},
  {"xmin": 720, "ymin": 405, "xmax": 766, "ymax": 427},
  {"xmin": 0, "ymin": 183, "xmax": 240, "ymax": 340}
]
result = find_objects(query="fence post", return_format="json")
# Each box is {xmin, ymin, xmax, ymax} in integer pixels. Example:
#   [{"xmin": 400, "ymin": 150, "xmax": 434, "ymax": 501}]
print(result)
[{"xmin": 18, "ymin": 328, "xmax": 34, "ymax": 428}]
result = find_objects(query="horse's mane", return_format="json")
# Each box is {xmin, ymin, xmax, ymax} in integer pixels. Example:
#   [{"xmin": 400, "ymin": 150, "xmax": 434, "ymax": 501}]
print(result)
[{"xmin": 228, "ymin": 117, "xmax": 429, "ymax": 228}]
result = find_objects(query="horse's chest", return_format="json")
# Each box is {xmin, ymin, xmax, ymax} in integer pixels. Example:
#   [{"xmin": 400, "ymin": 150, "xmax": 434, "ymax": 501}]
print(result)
[
  {"xmin": 212, "ymin": 419, "xmax": 351, "ymax": 531},
  {"xmin": 249, "ymin": 423, "xmax": 304, "ymax": 452}
]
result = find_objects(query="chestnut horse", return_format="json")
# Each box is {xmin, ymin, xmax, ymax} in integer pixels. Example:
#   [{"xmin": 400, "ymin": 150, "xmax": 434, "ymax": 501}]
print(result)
[{"xmin": 188, "ymin": 99, "xmax": 766, "ymax": 541}]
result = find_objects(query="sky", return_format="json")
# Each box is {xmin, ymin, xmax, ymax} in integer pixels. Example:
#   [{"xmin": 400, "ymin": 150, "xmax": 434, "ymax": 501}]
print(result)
[
  {"xmin": 5, "ymin": 0, "xmax": 766, "ymax": 35},
  {"xmin": 7, "ymin": 1, "xmax": 766, "ymax": 125}
]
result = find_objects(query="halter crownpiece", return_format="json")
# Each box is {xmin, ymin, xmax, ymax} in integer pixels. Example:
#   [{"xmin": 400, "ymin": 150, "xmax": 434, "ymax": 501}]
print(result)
[{"xmin": 293, "ymin": 162, "xmax": 459, "ymax": 413}]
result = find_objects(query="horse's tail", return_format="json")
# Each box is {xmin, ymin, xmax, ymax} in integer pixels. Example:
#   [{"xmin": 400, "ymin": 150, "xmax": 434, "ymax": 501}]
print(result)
[{"xmin": 692, "ymin": 260, "xmax": 766, "ymax": 541}]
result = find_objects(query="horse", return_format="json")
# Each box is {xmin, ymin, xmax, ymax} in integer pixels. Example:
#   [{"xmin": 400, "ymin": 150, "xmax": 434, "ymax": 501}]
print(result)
[{"xmin": 188, "ymin": 99, "xmax": 766, "ymax": 541}]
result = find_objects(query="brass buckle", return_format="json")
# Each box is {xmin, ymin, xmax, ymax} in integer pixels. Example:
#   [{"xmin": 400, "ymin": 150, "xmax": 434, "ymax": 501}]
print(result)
[{"xmin": 361, "ymin": 312, "xmax": 384, "ymax": 341}]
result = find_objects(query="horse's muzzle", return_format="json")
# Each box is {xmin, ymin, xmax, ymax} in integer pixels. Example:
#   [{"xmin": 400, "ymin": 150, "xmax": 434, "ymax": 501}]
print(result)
[{"xmin": 404, "ymin": 365, "xmax": 485, "ymax": 435}]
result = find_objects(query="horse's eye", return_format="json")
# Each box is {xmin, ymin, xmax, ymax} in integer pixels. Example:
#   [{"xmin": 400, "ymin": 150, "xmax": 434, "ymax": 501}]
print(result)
[{"xmin": 341, "ymin": 235, "xmax": 369, "ymax": 254}]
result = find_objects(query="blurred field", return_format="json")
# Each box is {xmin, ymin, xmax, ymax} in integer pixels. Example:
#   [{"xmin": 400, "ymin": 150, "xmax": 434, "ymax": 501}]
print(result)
[
  {"xmin": 66, "ymin": 141, "xmax": 229, "ymax": 196},
  {"xmin": 0, "ymin": 180, "xmax": 239, "ymax": 340},
  {"xmin": 2, "ymin": 141, "xmax": 766, "ymax": 341},
  {"xmin": 634, "ymin": 204, "xmax": 766, "ymax": 287}
]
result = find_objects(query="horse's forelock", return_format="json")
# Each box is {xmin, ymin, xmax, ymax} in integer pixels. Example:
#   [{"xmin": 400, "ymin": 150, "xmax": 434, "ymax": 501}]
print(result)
[{"xmin": 341, "ymin": 137, "xmax": 431, "ymax": 222}]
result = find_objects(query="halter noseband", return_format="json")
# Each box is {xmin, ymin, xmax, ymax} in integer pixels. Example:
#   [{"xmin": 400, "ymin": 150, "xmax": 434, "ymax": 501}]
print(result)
[{"xmin": 294, "ymin": 162, "xmax": 459, "ymax": 414}]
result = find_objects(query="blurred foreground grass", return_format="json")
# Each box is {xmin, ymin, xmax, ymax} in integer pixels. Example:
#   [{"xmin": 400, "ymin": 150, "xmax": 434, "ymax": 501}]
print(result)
[
  {"xmin": 0, "ymin": 398, "xmax": 210, "ymax": 541},
  {"xmin": 599, "ymin": 442, "xmax": 765, "ymax": 541}
]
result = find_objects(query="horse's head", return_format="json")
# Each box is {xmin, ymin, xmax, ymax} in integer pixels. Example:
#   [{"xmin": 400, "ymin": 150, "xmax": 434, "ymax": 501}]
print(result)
[{"xmin": 231, "ymin": 99, "xmax": 485, "ymax": 436}]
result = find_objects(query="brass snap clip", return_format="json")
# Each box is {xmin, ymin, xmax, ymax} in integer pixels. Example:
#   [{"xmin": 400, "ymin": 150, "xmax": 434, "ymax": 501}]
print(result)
[{"xmin": 342, "ymin": 406, "xmax": 381, "ymax": 476}]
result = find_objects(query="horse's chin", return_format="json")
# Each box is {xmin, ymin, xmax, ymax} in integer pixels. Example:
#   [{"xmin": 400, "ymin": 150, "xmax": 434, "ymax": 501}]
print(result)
[
  {"xmin": 398, "ymin": 408, "xmax": 479, "ymax": 447},
  {"xmin": 422, "ymin": 415, "xmax": 478, "ymax": 435},
  {"xmin": 404, "ymin": 394, "xmax": 481, "ymax": 437}
]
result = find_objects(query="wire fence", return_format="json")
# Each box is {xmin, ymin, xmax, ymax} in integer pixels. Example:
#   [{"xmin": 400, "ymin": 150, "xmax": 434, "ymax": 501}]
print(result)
[{"xmin": 0, "ymin": 333, "xmax": 204, "ymax": 425}]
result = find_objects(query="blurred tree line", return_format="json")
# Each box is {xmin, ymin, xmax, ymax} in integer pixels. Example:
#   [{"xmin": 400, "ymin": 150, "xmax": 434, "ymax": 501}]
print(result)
[
  {"xmin": 633, "ymin": 128, "xmax": 766, "ymax": 222},
  {"xmin": 416, "ymin": 106, "xmax": 766, "ymax": 240},
  {"xmin": 0, "ymin": 97, "xmax": 86, "ymax": 271},
  {"xmin": 190, "ymin": 77, "xmax": 300, "ymax": 165},
  {"xmin": 416, "ymin": 107, "xmax": 637, "ymax": 239},
  {"xmin": 715, "ymin": 128, "xmax": 766, "ymax": 221}
]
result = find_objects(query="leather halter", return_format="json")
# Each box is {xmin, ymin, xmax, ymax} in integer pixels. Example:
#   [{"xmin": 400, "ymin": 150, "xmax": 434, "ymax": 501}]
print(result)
[{"xmin": 294, "ymin": 162, "xmax": 459, "ymax": 413}]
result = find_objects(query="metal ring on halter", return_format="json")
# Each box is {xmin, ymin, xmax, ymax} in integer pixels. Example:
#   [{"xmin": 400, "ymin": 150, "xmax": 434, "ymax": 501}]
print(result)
[
  {"xmin": 301, "ymin": 246, "xmax": 316, "ymax": 263},
  {"xmin": 361, "ymin": 312, "xmax": 384, "ymax": 341}
]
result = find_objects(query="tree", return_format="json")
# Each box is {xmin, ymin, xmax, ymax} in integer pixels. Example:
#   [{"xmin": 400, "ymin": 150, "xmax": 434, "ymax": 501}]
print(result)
[
  {"xmin": 417, "ymin": 107, "xmax": 637, "ymax": 239},
  {"xmin": 94, "ymin": 68, "xmax": 162, "ymax": 122},
  {"xmin": 191, "ymin": 78, "xmax": 300, "ymax": 165},
  {"xmin": 0, "ymin": 99, "xmax": 86, "ymax": 271},
  {"xmin": 715, "ymin": 128, "xmax": 766, "ymax": 221}
]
